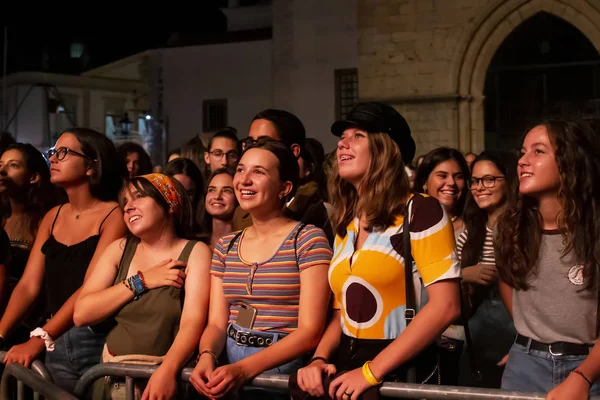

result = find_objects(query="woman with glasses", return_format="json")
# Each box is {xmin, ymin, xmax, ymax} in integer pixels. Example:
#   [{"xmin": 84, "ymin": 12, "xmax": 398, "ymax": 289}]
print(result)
[
  {"xmin": 457, "ymin": 151, "xmax": 517, "ymax": 388},
  {"xmin": 204, "ymin": 129, "xmax": 239, "ymax": 174},
  {"xmin": 0, "ymin": 128, "xmax": 127, "ymax": 394},
  {"xmin": 189, "ymin": 138, "xmax": 332, "ymax": 400}
]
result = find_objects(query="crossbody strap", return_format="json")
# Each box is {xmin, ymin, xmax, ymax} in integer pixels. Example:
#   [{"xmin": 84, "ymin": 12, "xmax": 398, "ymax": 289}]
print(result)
[{"xmin": 403, "ymin": 197, "xmax": 416, "ymax": 326}]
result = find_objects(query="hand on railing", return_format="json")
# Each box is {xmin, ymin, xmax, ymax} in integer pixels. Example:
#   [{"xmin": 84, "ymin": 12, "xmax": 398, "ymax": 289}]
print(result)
[
  {"xmin": 140, "ymin": 364, "xmax": 178, "ymax": 400},
  {"xmin": 4, "ymin": 337, "xmax": 45, "ymax": 368},
  {"xmin": 296, "ymin": 359, "xmax": 337, "ymax": 397},
  {"xmin": 142, "ymin": 259, "xmax": 187, "ymax": 290}
]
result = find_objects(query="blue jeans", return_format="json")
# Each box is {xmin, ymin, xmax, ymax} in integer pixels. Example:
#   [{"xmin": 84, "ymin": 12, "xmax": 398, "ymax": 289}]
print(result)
[
  {"xmin": 224, "ymin": 324, "xmax": 303, "ymax": 399},
  {"xmin": 502, "ymin": 340, "xmax": 600, "ymax": 395},
  {"xmin": 45, "ymin": 326, "xmax": 105, "ymax": 394}
]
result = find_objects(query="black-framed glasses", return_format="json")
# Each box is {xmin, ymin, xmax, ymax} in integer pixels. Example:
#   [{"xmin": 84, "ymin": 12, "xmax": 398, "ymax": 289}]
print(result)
[
  {"xmin": 46, "ymin": 147, "xmax": 95, "ymax": 162},
  {"xmin": 209, "ymin": 150, "xmax": 239, "ymax": 163},
  {"xmin": 467, "ymin": 175, "xmax": 506, "ymax": 189}
]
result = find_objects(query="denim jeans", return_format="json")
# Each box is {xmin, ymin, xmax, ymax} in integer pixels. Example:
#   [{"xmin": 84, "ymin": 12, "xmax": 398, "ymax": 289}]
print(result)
[
  {"xmin": 501, "ymin": 340, "xmax": 600, "ymax": 395},
  {"xmin": 45, "ymin": 326, "xmax": 105, "ymax": 394},
  {"xmin": 224, "ymin": 323, "xmax": 303, "ymax": 399}
]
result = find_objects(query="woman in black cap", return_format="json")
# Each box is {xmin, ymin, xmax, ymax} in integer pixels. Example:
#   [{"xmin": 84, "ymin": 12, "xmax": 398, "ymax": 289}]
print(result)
[{"xmin": 292, "ymin": 103, "xmax": 461, "ymax": 399}]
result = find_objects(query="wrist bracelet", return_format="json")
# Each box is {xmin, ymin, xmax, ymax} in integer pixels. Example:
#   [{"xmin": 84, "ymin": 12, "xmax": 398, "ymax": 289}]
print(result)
[
  {"xmin": 572, "ymin": 369, "xmax": 593, "ymax": 386},
  {"xmin": 362, "ymin": 361, "xmax": 382, "ymax": 386},
  {"xmin": 197, "ymin": 350, "xmax": 219, "ymax": 366},
  {"xmin": 308, "ymin": 356, "xmax": 328, "ymax": 365},
  {"xmin": 137, "ymin": 270, "xmax": 147, "ymax": 290}
]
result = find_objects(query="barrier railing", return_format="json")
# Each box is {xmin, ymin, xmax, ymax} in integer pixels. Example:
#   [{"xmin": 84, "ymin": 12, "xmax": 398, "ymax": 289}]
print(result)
[
  {"xmin": 0, "ymin": 350, "xmax": 53, "ymax": 383},
  {"xmin": 73, "ymin": 362, "xmax": 600, "ymax": 400},
  {"xmin": 0, "ymin": 363, "xmax": 75, "ymax": 400}
]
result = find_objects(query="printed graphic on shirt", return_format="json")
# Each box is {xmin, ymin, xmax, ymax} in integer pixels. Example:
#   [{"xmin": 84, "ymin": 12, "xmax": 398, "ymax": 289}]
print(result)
[
  {"xmin": 568, "ymin": 265, "xmax": 585, "ymax": 286},
  {"xmin": 329, "ymin": 194, "xmax": 460, "ymax": 340}
]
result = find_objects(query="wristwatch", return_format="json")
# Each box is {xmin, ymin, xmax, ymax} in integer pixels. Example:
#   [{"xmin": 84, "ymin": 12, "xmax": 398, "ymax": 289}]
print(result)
[{"xmin": 128, "ymin": 274, "xmax": 147, "ymax": 299}]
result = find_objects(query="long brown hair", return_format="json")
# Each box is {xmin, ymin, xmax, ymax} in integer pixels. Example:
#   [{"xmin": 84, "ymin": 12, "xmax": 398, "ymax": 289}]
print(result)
[
  {"xmin": 495, "ymin": 119, "xmax": 600, "ymax": 291},
  {"xmin": 328, "ymin": 132, "xmax": 409, "ymax": 237}
]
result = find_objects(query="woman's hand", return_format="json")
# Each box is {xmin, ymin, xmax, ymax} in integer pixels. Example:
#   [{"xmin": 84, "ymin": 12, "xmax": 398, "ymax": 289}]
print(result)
[
  {"xmin": 4, "ymin": 337, "xmax": 46, "ymax": 368},
  {"xmin": 205, "ymin": 362, "xmax": 250, "ymax": 398},
  {"xmin": 140, "ymin": 365, "xmax": 178, "ymax": 400},
  {"xmin": 546, "ymin": 372, "xmax": 590, "ymax": 400},
  {"xmin": 142, "ymin": 259, "xmax": 187, "ymax": 290},
  {"xmin": 189, "ymin": 354, "xmax": 216, "ymax": 398},
  {"xmin": 329, "ymin": 367, "xmax": 373, "ymax": 400},
  {"xmin": 297, "ymin": 359, "xmax": 337, "ymax": 397},
  {"xmin": 462, "ymin": 264, "xmax": 497, "ymax": 285}
]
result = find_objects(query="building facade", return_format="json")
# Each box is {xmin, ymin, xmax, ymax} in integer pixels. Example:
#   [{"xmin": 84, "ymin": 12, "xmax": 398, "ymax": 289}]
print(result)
[{"xmin": 358, "ymin": 0, "xmax": 600, "ymax": 155}]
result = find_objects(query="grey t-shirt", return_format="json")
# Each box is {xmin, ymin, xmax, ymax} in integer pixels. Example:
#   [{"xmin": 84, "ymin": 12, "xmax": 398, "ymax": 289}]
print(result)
[{"xmin": 512, "ymin": 231, "xmax": 598, "ymax": 345}]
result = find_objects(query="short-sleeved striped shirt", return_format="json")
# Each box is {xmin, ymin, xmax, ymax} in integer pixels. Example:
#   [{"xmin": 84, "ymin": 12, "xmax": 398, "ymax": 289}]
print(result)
[
  {"xmin": 211, "ymin": 222, "xmax": 332, "ymax": 333},
  {"xmin": 456, "ymin": 227, "xmax": 495, "ymax": 266},
  {"xmin": 328, "ymin": 193, "xmax": 460, "ymax": 340}
]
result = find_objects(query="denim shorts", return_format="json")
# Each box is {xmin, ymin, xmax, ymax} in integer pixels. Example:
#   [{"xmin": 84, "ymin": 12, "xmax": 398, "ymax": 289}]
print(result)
[
  {"xmin": 45, "ymin": 325, "xmax": 105, "ymax": 394},
  {"xmin": 501, "ymin": 339, "xmax": 600, "ymax": 395}
]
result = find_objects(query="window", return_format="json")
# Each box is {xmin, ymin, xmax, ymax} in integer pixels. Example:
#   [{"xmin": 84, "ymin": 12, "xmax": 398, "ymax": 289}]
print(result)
[
  {"xmin": 70, "ymin": 42, "xmax": 84, "ymax": 59},
  {"xmin": 335, "ymin": 68, "xmax": 359, "ymax": 120},
  {"xmin": 203, "ymin": 99, "xmax": 228, "ymax": 132}
]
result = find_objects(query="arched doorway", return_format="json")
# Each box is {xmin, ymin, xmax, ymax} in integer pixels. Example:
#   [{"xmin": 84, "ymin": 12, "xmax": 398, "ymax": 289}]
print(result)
[{"xmin": 484, "ymin": 12, "xmax": 600, "ymax": 150}]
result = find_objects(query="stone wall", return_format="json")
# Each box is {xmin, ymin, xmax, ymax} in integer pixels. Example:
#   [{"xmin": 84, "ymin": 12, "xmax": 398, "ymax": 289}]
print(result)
[{"xmin": 357, "ymin": 0, "xmax": 600, "ymax": 156}]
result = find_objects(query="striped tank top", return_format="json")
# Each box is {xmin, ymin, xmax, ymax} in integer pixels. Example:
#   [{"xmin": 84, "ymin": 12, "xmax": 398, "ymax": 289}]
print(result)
[{"xmin": 211, "ymin": 222, "xmax": 332, "ymax": 333}]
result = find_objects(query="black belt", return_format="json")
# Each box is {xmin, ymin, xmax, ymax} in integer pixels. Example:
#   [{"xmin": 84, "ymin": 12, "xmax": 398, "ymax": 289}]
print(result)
[
  {"xmin": 228, "ymin": 326, "xmax": 284, "ymax": 348},
  {"xmin": 515, "ymin": 334, "xmax": 592, "ymax": 356}
]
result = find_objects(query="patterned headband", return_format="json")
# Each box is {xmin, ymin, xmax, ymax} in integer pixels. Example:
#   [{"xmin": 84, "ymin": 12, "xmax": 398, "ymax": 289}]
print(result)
[{"xmin": 139, "ymin": 173, "xmax": 183, "ymax": 215}]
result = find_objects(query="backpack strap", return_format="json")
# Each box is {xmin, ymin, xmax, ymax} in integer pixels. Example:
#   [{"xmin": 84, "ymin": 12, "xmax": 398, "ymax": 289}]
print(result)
[
  {"xmin": 294, "ymin": 222, "xmax": 307, "ymax": 265},
  {"xmin": 403, "ymin": 196, "xmax": 416, "ymax": 383},
  {"xmin": 226, "ymin": 230, "xmax": 244, "ymax": 256}
]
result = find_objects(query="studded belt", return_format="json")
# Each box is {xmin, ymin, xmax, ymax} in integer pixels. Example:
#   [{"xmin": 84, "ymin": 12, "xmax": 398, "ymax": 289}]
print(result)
[{"xmin": 228, "ymin": 325, "xmax": 283, "ymax": 348}]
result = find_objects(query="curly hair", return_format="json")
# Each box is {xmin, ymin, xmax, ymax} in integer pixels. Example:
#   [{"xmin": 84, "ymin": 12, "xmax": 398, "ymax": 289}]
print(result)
[
  {"xmin": 495, "ymin": 119, "xmax": 600, "ymax": 291},
  {"xmin": 461, "ymin": 150, "xmax": 518, "ymax": 270},
  {"xmin": 328, "ymin": 132, "xmax": 409, "ymax": 237}
]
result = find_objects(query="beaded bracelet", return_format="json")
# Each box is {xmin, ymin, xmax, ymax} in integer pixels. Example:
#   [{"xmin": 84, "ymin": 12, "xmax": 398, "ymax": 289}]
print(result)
[{"xmin": 137, "ymin": 270, "xmax": 147, "ymax": 290}]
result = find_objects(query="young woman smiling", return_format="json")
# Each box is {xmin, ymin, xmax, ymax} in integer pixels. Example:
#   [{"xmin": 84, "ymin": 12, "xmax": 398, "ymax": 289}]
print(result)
[{"xmin": 190, "ymin": 138, "xmax": 332, "ymax": 400}]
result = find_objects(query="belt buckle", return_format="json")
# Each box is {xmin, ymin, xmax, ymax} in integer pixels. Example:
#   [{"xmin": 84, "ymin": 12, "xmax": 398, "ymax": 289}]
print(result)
[{"xmin": 549, "ymin": 343, "xmax": 563, "ymax": 356}]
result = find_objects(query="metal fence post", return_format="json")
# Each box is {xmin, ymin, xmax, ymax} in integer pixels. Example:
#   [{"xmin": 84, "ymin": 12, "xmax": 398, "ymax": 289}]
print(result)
[{"xmin": 0, "ymin": 363, "xmax": 76, "ymax": 400}]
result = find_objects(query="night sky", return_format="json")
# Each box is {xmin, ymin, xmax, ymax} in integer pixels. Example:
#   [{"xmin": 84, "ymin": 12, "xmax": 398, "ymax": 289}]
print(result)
[{"xmin": 0, "ymin": 4, "xmax": 228, "ymax": 76}]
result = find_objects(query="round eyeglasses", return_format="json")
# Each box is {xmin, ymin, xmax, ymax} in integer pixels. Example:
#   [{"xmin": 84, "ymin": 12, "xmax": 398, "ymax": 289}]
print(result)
[
  {"xmin": 467, "ymin": 175, "xmax": 506, "ymax": 189},
  {"xmin": 208, "ymin": 150, "xmax": 239, "ymax": 163},
  {"xmin": 46, "ymin": 147, "xmax": 94, "ymax": 162}
]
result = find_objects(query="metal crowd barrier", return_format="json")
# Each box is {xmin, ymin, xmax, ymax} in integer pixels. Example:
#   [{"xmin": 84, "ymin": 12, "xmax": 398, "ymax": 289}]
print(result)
[
  {"xmin": 0, "ymin": 350, "xmax": 53, "ymax": 383},
  {"xmin": 1, "ymin": 363, "xmax": 75, "ymax": 400},
  {"xmin": 72, "ymin": 362, "xmax": 600, "ymax": 400}
]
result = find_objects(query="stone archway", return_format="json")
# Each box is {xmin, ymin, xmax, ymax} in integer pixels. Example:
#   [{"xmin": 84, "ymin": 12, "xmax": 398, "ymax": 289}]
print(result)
[{"xmin": 451, "ymin": 0, "xmax": 600, "ymax": 152}]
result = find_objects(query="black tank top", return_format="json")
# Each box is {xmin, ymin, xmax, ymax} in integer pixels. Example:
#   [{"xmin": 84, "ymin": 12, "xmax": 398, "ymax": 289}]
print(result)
[{"xmin": 41, "ymin": 205, "xmax": 118, "ymax": 315}]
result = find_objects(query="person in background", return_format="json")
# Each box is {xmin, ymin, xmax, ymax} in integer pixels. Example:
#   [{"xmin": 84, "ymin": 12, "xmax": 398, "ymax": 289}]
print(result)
[
  {"xmin": 415, "ymin": 147, "xmax": 470, "ymax": 235},
  {"xmin": 204, "ymin": 128, "xmax": 239, "ymax": 174},
  {"xmin": 181, "ymin": 137, "xmax": 209, "ymax": 177},
  {"xmin": 465, "ymin": 152, "xmax": 477, "ymax": 170},
  {"xmin": 117, "ymin": 142, "xmax": 153, "ymax": 178},
  {"xmin": 190, "ymin": 138, "xmax": 331, "ymax": 400},
  {"xmin": 497, "ymin": 119, "xmax": 600, "ymax": 398},
  {"xmin": 200, "ymin": 168, "xmax": 237, "ymax": 249},
  {"xmin": 168, "ymin": 148, "xmax": 181, "ymax": 163},
  {"xmin": 457, "ymin": 150, "xmax": 517, "ymax": 388},
  {"xmin": 0, "ymin": 144, "xmax": 62, "ymax": 343},
  {"xmin": 416, "ymin": 154, "xmax": 425, "ymax": 168},
  {"xmin": 0, "ymin": 128, "xmax": 128, "ymax": 394},
  {"xmin": 234, "ymin": 109, "xmax": 333, "ymax": 242},
  {"xmin": 163, "ymin": 158, "xmax": 206, "ymax": 235},
  {"xmin": 74, "ymin": 173, "xmax": 212, "ymax": 400}
]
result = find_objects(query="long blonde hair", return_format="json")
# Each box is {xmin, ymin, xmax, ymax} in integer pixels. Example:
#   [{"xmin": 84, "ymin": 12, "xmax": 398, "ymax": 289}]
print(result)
[{"xmin": 328, "ymin": 132, "xmax": 410, "ymax": 237}]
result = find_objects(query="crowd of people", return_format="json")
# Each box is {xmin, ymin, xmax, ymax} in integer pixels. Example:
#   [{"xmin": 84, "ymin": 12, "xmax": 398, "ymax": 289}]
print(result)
[{"xmin": 0, "ymin": 103, "xmax": 598, "ymax": 400}]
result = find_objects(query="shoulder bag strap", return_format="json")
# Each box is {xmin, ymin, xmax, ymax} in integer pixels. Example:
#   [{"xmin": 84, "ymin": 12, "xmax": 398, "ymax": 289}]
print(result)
[{"xmin": 403, "ymin": 197, "xmax": 417, "ymax": 384}]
